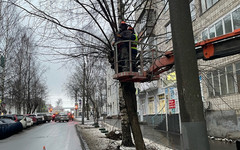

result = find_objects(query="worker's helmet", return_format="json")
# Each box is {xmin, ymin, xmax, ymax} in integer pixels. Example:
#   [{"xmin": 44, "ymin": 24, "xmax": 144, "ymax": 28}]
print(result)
[
  {"xmin": 119, "ymin": 21, "xmax": 128, "ymax": 31},
  {"xmin": 121, "ymin": 21, "xmax": 126, "ymax": 24}
]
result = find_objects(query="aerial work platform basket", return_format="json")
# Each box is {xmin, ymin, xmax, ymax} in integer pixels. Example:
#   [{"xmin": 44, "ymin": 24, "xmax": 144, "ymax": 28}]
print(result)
[
  {"xmin": 113, "ymin": 29, "xmax": 240, "ymax": 83},
  {"xmin": 113, "ymin": 40, "xmax": 174, "ymax": 82}
]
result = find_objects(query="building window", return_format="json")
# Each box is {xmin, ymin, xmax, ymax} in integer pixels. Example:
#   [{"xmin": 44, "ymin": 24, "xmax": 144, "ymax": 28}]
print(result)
[
  {"xmin": 224, "ymin": 14, "xmax": 233, "ymax": 34},
  {"xmin": 209, "ymin": 25, "xmax": 216, "ymax": 38},
  {"xmin": 190, "ymin": 0, "xmax": 196, "ymax": 21},
  {"xmin": 215, "ymin": 20, "xmax": 223, "ymax": 36},
  {"xmin": 202, "ymin": 29, "xmax": 208, "ymax": 40},
  {"xmin": 220, "ymin": 67, "xmax": 227, "ymax": 95},
  {"xmin": 207, "ymin": 73, "xmax": 214, "ymax": 97},
  {"xmin": 201, "ymin": 0, "xmax": 219, "ymax": 13},
  {"xmin": 158, "ymin": 94, "xmax": 165, "ymax": 114},
  {"xmin": 213, "ymin": 70, "xmax": 220, "ymax": 96},
  {"xmin": 165, "ymin": 23, "xmax": 172, "ymax": 40},
  {"xmin": 206, "ymin": 62, "xmax": 240, "ymax": 98},
  {"xmin": 148, "ymin": 97, "xmax": 154, "ymax": 114},
  {"xmin": 163, "ymin": 0, "xmax": 169, "ymax": 12},
  {"xmin": 235, "ymin": 62, "xmax": 240, "ymax": 93},
  {"xmin": 226, "ymin": 65, "xmax": 235, "ymax": 94},
  {"xmin": 201, "ymin": 6, "xmax": 240, "ymax": 40},
  {"xmin": 232, "ymin": 7, "xmax": 240, "ymax": 30}
]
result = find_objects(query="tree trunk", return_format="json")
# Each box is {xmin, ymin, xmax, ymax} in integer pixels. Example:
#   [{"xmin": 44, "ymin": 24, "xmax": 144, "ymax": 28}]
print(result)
[
  {"xmin": 119, "ymin": 87, "xmax": 134, "ymax": 147},
  {"xmin": 82, "ymin": 57, "xmax": 86, "ymax": 124},
  {"xmin": 121, "ymin": 82, "xmax": 146, "ymax": 150}
]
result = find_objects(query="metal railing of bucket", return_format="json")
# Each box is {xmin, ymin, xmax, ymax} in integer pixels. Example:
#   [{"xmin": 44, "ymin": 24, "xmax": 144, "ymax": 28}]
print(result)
[{"xmin": 114, "ymin": 40, "xmax": 159, "ymax": 74}]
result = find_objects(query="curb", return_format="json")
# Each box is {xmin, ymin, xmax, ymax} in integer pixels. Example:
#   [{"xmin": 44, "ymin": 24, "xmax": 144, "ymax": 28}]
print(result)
[{"xmin": 75, "ymin": 124, "xmax": 90, "ymax": 150}]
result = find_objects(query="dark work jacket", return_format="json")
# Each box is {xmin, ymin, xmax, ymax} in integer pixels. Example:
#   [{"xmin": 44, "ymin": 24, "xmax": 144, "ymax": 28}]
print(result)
[{"xmin": 117, "ymin": 30, "xmax": 132, "ymax": 50}]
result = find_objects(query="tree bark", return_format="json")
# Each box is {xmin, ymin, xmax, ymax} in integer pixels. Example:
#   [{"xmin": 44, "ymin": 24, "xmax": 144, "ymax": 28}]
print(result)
[
  {"xmin": 119, "ymin": 87, "xmax": 134, "ymax": 146},
  {"xmin": 121, "ymin": 82, "xmax": 146, "ymax": 150}
]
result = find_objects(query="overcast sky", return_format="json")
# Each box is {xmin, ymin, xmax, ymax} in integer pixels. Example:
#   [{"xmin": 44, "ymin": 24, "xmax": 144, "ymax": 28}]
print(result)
[
  {"xmin": 17, "ymin": 0, "xmax": 87, "ymax": 108},
  {"xmin": 41, "ymin": 59, "xmax": 74, "ymax": 108}
]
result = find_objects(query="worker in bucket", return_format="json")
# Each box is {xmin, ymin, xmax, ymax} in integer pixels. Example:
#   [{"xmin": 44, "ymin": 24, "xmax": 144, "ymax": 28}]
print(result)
[
  {"xmin": 116, "ymin": 21, "xmax": 132, "ymax": 72},
  {"xmin": 128, "ymin": 26, "xmax": 138, "ymax": 72}
]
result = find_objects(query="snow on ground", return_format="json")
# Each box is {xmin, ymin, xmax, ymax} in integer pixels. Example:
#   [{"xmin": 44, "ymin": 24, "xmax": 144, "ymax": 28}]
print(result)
[{"xmin": 75, "ymin": 119, "xmax": 172, "ymax": 150}]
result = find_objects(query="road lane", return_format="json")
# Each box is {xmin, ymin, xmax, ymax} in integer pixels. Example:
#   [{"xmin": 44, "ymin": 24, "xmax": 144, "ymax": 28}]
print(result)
[{"xmin": 0, "ymin": 121, "xmax": 82, "ymax": 150}]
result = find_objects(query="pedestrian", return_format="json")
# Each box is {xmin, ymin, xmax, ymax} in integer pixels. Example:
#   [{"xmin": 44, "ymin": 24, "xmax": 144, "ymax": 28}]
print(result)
[
  {"xmin": 128, "ymin": 26, "xmax": 138, "ymax": 72},
  {"xmin": 116, "ymin": 21, "xmax": 132, "ymax": 72}
]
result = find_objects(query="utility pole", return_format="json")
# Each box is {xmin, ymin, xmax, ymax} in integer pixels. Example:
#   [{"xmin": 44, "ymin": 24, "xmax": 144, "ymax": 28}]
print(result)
[{"xmin": 168, "ymin": 1, "xmax": 209, "ymax": 149}]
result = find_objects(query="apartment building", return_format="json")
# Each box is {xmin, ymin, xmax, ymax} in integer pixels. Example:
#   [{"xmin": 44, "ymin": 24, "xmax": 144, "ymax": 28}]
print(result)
[
  {"xmin": 106, "ymin": 0, "xmax": 240, "ymax": 137},
  {"xmin": 193, "ymin": 0, "xmax": 240, "ymax": 137},
  {"xmin": 106, "ymin": 66, "xmax": 120, "ymax": 117},
  {"xmin": 134, "ymin": 0, "xmax": 240, "ymax": 137}
]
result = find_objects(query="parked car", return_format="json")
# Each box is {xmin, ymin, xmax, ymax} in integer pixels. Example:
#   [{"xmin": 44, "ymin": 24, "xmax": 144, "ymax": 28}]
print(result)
[
  {"xmin": 0, "ymin": 114, "xmax": 18, "ymax": 122},
  {"xmin": 19, "ymin": 117, "xmax": 27, "ymax": 129},
  {"xmin": 35, "ymin": 113, "xmax": 45, "ymax": 123},
  {"xmin": 25, "ymin": 117, "xmax": 33, "ymax": 127},
  {"xmin": 0, "ymin": 118, "xmax": 23, "ymax": 139},
  {"xmin": 0, "ymin": 118, "xmax": 16, "ymax": 124},
  {"xmin": 45, "ymin": 113, "xmax": 52, "ymax": 122},
  {"xmin": 55, "ymin": 114, "xmax": 69, "ymax": 122},
  {"xmin": 26, "ymin": 114, "xmax": 37, "ymax": 124}
]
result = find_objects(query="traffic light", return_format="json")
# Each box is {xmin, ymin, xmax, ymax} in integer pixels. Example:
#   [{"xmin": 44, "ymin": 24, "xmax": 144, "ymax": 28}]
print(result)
[{"xmin": 75, "ymin": 104, "xmax": 78, "ymax": 110}]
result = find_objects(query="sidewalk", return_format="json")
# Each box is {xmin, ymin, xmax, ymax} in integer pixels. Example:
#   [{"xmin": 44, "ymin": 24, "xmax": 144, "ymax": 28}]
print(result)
[
  {"xmin": 103, "ymin": 118, "xmax": 180, "ymax": 149},
  {"xmin": 74, "ymin": 117, "xmax": 238, "ymax": 150},
  {"xmin": 74, "ymin": 117, "xmax": 173, "ymax": 150}
]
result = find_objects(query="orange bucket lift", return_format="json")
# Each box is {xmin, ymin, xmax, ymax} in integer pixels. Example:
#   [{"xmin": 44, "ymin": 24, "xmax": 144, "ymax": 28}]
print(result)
[{"xmin": 113, "ymin": 29, "xmax": 240, "ymax": 82}]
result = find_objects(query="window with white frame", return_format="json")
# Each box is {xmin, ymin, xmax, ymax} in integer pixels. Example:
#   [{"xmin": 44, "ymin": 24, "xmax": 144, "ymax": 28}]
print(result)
[
  {"xmin": 138, "ymin": 9, "xmax": 155, "ymax": 34},
  {"xmin": 236, "ymin": 62, "xmax": 240, "ymax": 93},
  {"xmin": 163, "ymin": 0, "xmax": 169, "ymax": 12},
  {"xmin": 201, "ymin": 6, "xmax": 240, "ymax": 40},
  {"xmin": 232, "ymin": 7, "xmax": 240, "ymax": 30},
  {"xmin": 224, "ymin": 14, "xmax": 233, "ymax": 34},
  {"xmin": 148, "ymin": 97, "xmax": 154, "ymax": 114},
  {"xmin": 201, "ymin": 0, "xmax": 219, "ymax": 13},
  {"xmin": 206, "ymin": 62, "xmax": 240, "ymax": 98},
  {"xmin": 165, "ymin": 23, "xmax": 172, "ymax": 40},
  {"xmin": 190, "ymin": 0, "xmax": 196, "ymax": 21}
]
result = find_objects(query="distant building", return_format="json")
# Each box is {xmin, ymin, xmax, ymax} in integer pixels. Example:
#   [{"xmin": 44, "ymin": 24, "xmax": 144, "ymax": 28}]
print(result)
[{"xmin": 106, "ymin": 65, "xmax": 120, "ymax": 117}]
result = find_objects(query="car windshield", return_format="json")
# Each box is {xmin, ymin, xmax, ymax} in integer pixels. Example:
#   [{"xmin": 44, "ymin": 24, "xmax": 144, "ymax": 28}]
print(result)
[{"xmin": 16, "ymin": 115, "xmax": 24, "ymax": 120}]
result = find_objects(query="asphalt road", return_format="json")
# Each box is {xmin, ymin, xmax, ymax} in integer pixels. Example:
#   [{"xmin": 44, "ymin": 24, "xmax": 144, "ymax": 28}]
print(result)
[{"xmin": 0, "ymin": 121, "xmax": 82, "ymax": 150}]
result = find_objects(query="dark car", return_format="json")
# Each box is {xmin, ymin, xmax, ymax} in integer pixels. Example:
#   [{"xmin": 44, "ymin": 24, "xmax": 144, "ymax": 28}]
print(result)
[
  {"xmin": 0, "ymin": 118, "xmax": 23, "ymax": 139},
  {"xmin": 36, "ymin": 113, "xmax": 52, "ymax": 123},
  {"xmin": 0, "ymin": 118, "xmax": 16, "ymax": 124},
  {"xmin": 45, "ymin": 114, "xmax": 52, "ymax": 122},
  {"xmin": 55, "ymin": 114, "xmax": 69, "ymax": 122},
  {"xmin": 35, "ymin": 113, "xmax": 46, "ymax": 123},
  {"xmin": 0, "ymin": 114, "xmax": 18, "ymax": 122}
]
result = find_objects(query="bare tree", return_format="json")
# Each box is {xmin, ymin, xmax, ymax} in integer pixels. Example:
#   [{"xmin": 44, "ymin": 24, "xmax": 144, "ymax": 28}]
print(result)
[{"xmin": 10, "ymin": 0, "xmax": 168, "ymax": 149}]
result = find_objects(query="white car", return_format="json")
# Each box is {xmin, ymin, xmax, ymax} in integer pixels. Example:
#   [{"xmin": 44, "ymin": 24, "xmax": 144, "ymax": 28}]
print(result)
[
  {"xmin": 25, "ymin": 117, "xmax": 33, "ymax": 127},
  {"xmin": 20, "ymin": 117, "xmax": 27, "ymax": 128}
]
